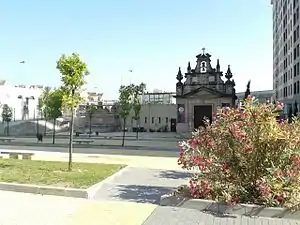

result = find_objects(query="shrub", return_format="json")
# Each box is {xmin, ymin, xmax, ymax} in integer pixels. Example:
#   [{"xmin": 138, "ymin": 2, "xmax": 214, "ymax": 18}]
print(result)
[{"xmin": 178, "ymin": 97, "xmax": 300, "ymax": 210}]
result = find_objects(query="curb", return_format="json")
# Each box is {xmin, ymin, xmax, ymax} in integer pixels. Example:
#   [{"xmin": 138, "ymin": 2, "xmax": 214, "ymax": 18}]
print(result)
[
  {"xmin": 0, "ymin": 166, "xmax": 130, "ymax": 199},
  {"xmin": 160, "ymin": 194, "xmax": 300, "ymax": 219},
  {"xmin": 0, "ymin": 182, "xmax": 88, "ymax": 198}
]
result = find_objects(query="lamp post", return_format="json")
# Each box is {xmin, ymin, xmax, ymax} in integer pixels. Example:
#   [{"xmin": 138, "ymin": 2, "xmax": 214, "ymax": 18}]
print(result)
[
  {"xmin": 18, "ymin": 95, "xmax": 36, "ymax": 135},
  {"xmin": 18, "ymin": 95, "xmax": 35, "ymax": 120}
]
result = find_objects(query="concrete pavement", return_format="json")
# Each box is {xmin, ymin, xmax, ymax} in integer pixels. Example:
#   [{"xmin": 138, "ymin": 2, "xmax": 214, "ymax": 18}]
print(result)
[
  {"xmin": 142, "ymin": 206, "xmax": 300, "ymax": 225},
  {"xmin": 0, "ymin": 190, "xmax": 157, "ymax": 225},
  {"xmin": 0, "ymin": 145, "xmax": 178, "ymax": 157},
  {"xmin": 0, "ymin": 151, "xmax": 187, "ymax": 225},
  {"xmin": 92, "ymin": 166, "xmax": 191, "ymax": 203},
  {"xmin": 2, "ymin": 149, "xmax": 181, "ymax": 170},
  {"xmin": 1, "ymin": 149, "xmax": 300, "ymax": 224}
]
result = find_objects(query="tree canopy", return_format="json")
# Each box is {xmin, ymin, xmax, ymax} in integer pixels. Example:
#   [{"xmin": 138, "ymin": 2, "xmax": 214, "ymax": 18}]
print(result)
[
  {"xmin": 1, "ymin": 104, "xmax": 12, "ymax": 123},
  {"xmin": 38, "ymin": 86, "xmax": 51, "ymax": 118},
  {"xmin": 56, "ymin": 53, "xmax": 89, "ymax": 109},
  {"xmin": 130, "ymin": 83, "xmax": 146, "ymax": 120},
  {"xmin": 44, "ymin": 89, "xmax": 63, "ymax": 120},
  {"xmin": 118, "ymin": 85, "xmax": 132, "ymax": 120}
]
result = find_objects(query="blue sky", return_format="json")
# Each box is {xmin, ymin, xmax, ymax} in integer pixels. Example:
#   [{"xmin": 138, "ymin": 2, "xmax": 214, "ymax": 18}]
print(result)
[{"xmin": 0, "ymin": 0, "xmax": 272, "ymax": 100}]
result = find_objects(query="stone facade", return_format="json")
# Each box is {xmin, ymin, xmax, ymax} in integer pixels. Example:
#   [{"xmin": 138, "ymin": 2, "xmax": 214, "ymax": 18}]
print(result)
[{"xmin": 175, "ymin": 50, "xmax": 237, "ymax": 134}]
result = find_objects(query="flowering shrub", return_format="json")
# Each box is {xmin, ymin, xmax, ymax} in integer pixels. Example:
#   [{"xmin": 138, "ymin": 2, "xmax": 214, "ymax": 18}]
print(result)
[{"xmin": 178, "ymin": 97, "xmax": 300, "ymax": 210}]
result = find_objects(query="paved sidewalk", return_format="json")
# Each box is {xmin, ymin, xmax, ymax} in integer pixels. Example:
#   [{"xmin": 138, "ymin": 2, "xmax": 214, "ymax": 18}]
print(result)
[
  {"xmin": 93, "ymin": 167, "xmax": 192, "ymax": 203},
  {"xmin": 142, "ymin": 206, "xmax": 300, "ymax": 225},
  {"xmin": 0, "ymin": 191, "xmax": 156, "ymax": 225},
  {"xmin": 1, "ymin": 151, "xmax": 298, "ymax": 224},
  {"xmin": 0, "ymin": 154, "xmax": 188, "ymax": 225},
  {"xmin": 2, "ymin": 150, "xmax": 182, "ymax": 170}
]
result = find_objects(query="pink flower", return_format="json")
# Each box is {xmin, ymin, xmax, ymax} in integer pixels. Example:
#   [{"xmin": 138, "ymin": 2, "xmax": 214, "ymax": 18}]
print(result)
[
  {"xmin": 188, "ymin": 139, "xmax": 199, "ymax": 149},
  {"xmin": 276, "ymin": 102, "xmax": 284, "ymax": 111},
  {"xmin": 287, "ymin": 169, "xmax": 296, "ymax": 177},
  {"xmin": 256, "ymin": 180, "xmax": 271, "ymax": 198},
  {"xmin": 275, "ymin": 193, "xmax": 285, "ymax": 206},
  {"xmin": 274, "ymin": 170, "xmax": 284, "ymax": 179},
  {"xmin": 291, "ymin": 154, "xmax": 300, "ymax": 168}
]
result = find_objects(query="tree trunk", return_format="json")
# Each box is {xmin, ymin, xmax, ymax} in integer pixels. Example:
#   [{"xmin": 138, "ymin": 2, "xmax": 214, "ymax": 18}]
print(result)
[
  {"xmin": 89, "ymin": 115, "xmax": 92, "ymax": 138},
  {"xmin": 52, "ymin": 118, "xmax": 56, "ymax": 144},
  {"xmin": 121, "ymin": 118, "xmax": 126, "ymax": 147},
  {"xmin": 68, "ymin": 90, "xmax": 75, "ymax": 171},
  {"xmin": 136, "ymin": 119, "xmax": 139, "ymax": 140},
  {"xmin": 6, "ymin": 121, "xmax": 9, "ymax": 136},
  {"xmin": 44, "ymin": 118, "xmax": 47, "ymax": 136},
  {"xmin": 37, "ymin": 116, "xmax": 39, "ymax": 135}
]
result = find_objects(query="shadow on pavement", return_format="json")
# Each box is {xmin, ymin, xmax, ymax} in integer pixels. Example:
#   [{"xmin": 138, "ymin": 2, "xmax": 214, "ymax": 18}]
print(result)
[
  {"xmin": 156, "ymin": 170, "xmax": 193, "ymax": 180},
  {"xmin": 112, "ymin": 184, "xmax": 174, "ymax": 204}
]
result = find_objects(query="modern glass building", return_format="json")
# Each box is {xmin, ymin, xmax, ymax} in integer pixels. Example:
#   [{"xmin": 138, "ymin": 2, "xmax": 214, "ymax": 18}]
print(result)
[{"xmin": 271, "ymin": 0, "xmax": 300, "ymax": 115}]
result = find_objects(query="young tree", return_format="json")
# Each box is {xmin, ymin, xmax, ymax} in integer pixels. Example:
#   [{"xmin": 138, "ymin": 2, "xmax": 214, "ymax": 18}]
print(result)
[
  {"xmin": 38, "ymin": 87, "xmax": 51, "ymax": 135},
  {"xmin": 37, "ymin": 97, "xmax": 43, "ymax": 135},
  {"xmin": 118, "ymin": 85, "xmax": 132, "ymax": 147},
  {"xmin": 131, "ymin": 83, "xmax": 146, "ymax": 140},
  {"xmin": 2, "ymin": 104, "xmax": 13, "ymax": 136},
  {"xmin": 86, "ymin": 104, "xmax": 98, "ymax": 137},
  {"xmin": 56, "ymin": 53, "xmax": 89, "ymax": 171},
  {"xmin": 44, "ymin": 89, "xmax": 63, "ymax": 144}
]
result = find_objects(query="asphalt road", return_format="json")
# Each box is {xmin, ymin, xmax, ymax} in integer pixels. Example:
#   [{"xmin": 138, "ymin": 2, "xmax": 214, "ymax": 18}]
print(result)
[
  {"xmin": 0, "ymin": 145, "xmax": 178, "ymax": 158},
  {"xmin": 16, "ymin": 135, "xmax": 182, "ymax": 142},
  {"xmin": 0, "ymin": 137, "xmax": 179, "ymax": 150}
]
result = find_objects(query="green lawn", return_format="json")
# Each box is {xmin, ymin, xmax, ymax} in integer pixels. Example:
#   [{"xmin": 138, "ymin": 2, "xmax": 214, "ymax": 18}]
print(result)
[{"xmin": 0, "ymin": 159, "xmax": 125, "ymax": 189}]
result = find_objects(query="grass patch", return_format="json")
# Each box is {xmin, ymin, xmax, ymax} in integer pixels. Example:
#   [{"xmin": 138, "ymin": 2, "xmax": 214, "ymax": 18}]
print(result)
[{"xmin": 0, "ymin": 159, "xmax": 125, "ymax": 189}]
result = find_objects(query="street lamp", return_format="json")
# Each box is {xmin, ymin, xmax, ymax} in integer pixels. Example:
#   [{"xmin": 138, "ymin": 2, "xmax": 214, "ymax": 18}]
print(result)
[{"xmin": 18, "ymin": 95, "xmax": 35, "ymax": 120}]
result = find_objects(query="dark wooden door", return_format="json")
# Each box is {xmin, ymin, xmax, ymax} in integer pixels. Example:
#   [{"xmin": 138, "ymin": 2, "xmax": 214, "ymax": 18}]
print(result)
[
  {"xmin": 170, "ymin": 118, "xmax": 176, "ymax": 132},
  {"xmin": 194, "ymin": 105, "xmax": 212, "ymax": 129}
]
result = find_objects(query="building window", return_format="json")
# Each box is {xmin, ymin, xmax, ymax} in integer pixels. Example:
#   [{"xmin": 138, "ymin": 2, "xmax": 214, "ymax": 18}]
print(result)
[
  {"xmin": 158, "ymin": 117, "xmax": 161, "ymax": 123},
  {"xmin": 295, "ymin": 82, "xmax": 297, "ymax": 94},
  {"xmin": 297, "ymin": 81, "xmax": 300, "ymax": 93},
  {"xmin": 152, "ymin": 117, "xmax": 154, "ymax": 124},
  {"xmin": 166, "ymin": 117, "xmax": 169, "ymax": 124},
  {"xmin": 284, "ymin": 87, "xmax": 287, "ymax": 97},
  {"xmin": 144, "ymin": 117, "xmax": 147, "ymax": 123}
]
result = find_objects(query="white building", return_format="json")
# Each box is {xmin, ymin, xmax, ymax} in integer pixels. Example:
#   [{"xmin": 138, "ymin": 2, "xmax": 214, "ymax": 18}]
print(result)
[
  {"xmin": 0, "ymin": 81, "xmax": 105, "ymax": 121},
  {"xmin": 0, "ymin": 81, "xmax": 45, "ymax": 121},
  {"xmin": 140, "ymin": 91, "xmax": 175, "ymax": 104},
  {"xmin": 271, "ymin": 0, "xmax": 300, "ymax": 114}
]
